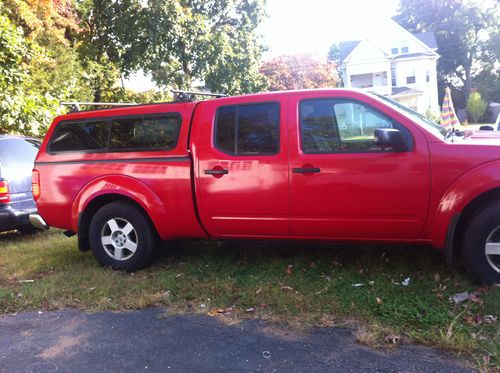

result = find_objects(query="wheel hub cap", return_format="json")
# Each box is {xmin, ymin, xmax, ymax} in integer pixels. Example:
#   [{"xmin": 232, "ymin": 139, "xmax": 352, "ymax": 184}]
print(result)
[
  {"xmin": 101, "ymin": 218, "xmax": 138, "ymax": 261},
  {"xmin": 485, "ymin": 226, "xmax": 500, "ymax": 274}
]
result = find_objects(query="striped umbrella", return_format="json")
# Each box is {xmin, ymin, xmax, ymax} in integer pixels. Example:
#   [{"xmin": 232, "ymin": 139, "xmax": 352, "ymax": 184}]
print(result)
[{"xmin": 440, "ymin": 87, "xmax": 460, "ymax": 127}]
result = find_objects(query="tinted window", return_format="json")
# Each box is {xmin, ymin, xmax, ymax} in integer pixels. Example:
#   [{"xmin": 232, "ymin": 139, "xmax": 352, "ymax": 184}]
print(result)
[
  {"xmin": 300, "ymin": 99, "xmax": 411, "ymax": 153},
  {"xmin": 109, "ymin": 115, "xmax": 180, "ymax": 150},
  {"xmin": 49, "ymin": 114, "xmax": 181, "ymax": 153},
  {"xmin": 50, "ymin": 121, "xmax": 108, "ymax": 152},
  {"xmin": 215, "ymin": 103, "xmax": 279, "ymax": 155},
  {"xmin": 0, "ymin": 138, "xmax": 40, "ymax": 167}
]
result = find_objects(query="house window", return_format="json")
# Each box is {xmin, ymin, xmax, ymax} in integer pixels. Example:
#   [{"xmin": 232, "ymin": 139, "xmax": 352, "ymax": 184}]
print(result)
[
  {"xmin": 391, "ymin": 68, "xmax": 397, "ymax": 86},
  {"xmin": 426, "ymin": 69, "xmax": 430, "ymax": 83},
  {"xmin": 401, "ymin": 42, "xmax": 409, "ymax": 54},
  {"xmin": 406, "ymin": 69, "xmax": 416, "ymax": 84}
]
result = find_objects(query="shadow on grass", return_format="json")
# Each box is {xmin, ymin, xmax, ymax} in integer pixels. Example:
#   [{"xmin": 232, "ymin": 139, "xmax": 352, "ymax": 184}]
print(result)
[{"xmin": 156, "ymin": 239, "xmax": 454, "ymax": 276}]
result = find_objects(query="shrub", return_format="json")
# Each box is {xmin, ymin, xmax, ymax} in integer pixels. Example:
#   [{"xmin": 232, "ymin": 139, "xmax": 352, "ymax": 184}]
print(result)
[{"xmin": 466, "ymin": 91, "xmax": 487, "ymax": 124}]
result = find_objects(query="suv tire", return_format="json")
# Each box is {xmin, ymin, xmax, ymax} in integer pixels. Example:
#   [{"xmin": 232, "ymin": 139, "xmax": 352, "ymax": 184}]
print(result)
[
  {"xmin": 462, "ymin": 202, "xmax": 500, "ymax": 284},
  {"xmin": 89, "ymin": 201, "xmax": 157, "ymax": 271}
]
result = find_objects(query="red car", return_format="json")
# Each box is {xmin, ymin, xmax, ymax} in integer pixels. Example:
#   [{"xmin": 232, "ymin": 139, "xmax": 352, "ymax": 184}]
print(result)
[{"xmin": 30, "ymin": 89, "xmax": 500, "ymax": 284}]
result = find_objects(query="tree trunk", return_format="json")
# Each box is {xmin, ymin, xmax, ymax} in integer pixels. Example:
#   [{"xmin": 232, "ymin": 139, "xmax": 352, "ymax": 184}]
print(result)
[
  {"xmin": 464, "ymin": 65, "xmax": 472, "ymax": 102},
  {"xmin": 182, "ymin": 59, "xmax": 191, "ymax": 88}
]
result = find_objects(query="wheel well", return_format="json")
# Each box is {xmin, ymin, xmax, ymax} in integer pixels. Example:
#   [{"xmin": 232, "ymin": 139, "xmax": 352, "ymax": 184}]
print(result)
[
  {"xmin": 453, "ymin": 188, "xmax": 500, "ymax": 255},
  {"xmin": 77, "ymin": 194, "xmax": 156, "ymax": 252}
]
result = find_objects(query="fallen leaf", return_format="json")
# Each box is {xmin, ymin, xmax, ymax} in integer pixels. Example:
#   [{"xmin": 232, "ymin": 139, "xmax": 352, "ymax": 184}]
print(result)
[
  {"xmin": 384, "ymin": 334, "xmax": 401, "ymax": 344},
  {"xmin": 175, "ymin": 273, "xmax": 183, "ymax": 278},
  {"xmin": 434, "ymin": 273, "xmax": 440, "ymax": 282},
  {"xmin": 452, "ymin": 291, "xmax": 469, "ymax": 304},
  {"xmin": 245, "ymin": 307, "xmax": 256, "ymax": 313},
  {"xmin": 282, "ymin": 285, "xmax": 294, "ymax": 291},
  {"xmin": 483, "ymin": 315, "xmax": 497, "ymax": 324},
  {"xmin": 463, "ymin": 315, "xmax": 475, "ymax": 325},
  {"xmin": 376, "ymin": 297, "xmax": 382, "ymax": 305},
  {"xmin": 255, "ymin": 288, "xmax": 262, "ymax": 295},
  {"xmin": 468, "ymin": 292, "xmax": 484, "ymax": 305},
  {"xmin": 352, "ymin": 283, "xmax": 364, "ymax": 287},
  {"xmin": 285, "ymin": 265, "xmax": 293, "ymax": 276}
]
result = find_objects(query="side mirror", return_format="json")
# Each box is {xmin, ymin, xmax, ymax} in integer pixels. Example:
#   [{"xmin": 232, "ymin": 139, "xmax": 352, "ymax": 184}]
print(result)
[
  {"xmin": 374, "ymin": 128, "xmax": 407, "ymax": 151},
  {"xmin": 479, "ymin": 125, "xmax": 494, "ymax": 131}
]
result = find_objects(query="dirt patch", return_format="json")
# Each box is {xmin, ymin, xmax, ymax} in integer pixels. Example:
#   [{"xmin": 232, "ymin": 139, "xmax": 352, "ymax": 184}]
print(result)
[
  {"xmin": 38, "ymin": 315, "xmax": 87, "ymax": 359},
  {"xmin": 38, "ymin": 335, "xmax": 82, "ymax": 359}
]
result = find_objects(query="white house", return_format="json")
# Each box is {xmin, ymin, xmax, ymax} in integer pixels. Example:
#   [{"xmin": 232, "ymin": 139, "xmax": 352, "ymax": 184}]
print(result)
[{"xmin": 338, "ymin": 20, "xmax": 440, "ymax": 114}]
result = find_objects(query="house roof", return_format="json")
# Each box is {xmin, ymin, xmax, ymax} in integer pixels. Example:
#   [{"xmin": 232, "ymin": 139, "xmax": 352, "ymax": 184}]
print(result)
[
  {"xmin": 392, "ymin": 87, "xmax": 423, "ymax": 96},
  {"xmin": 339, "ymin": 41, "xmax": 361, "ymax": 61},
  {"xmin": 392, "ymin": 52, "xmax": 435, "ymax": 60},
  {"xmin": 414, "ymin": 31, "xmax": 438, "ymax": 50},
  {"xmin": 339, "ymin": 29, "xmax": 438, "ymax": 63}
]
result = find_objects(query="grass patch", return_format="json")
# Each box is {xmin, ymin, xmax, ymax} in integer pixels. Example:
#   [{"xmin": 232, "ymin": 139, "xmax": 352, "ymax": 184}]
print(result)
[{"xmin": 0, "ymin": 230, "xmax": 498, "ymax": 369}]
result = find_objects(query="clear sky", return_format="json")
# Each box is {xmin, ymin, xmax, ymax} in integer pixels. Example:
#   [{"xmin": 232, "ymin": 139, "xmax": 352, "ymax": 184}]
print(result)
[
  {"xmin": 260, "ymin": 0, "xmax": 400, "ymax": 58},
  {"xmin": 125, "ymin": 0, "xmax": 401, "ymax": 91}
]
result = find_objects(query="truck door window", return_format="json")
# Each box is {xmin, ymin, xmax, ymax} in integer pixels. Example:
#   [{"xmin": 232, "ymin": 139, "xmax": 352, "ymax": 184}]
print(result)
[
  {"xmin": 214, "ymin": 102, "xmax": 279, "ymax": 155},
  {"xmin": 300, "ymin": 99, "xmax": 412, "ymax": 153}
]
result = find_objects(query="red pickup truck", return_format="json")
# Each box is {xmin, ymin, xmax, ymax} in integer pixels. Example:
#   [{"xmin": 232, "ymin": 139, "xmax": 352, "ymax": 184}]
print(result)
[{"xmin": 30, "ymin": 89, "xmax": 500, "ymax": 284}]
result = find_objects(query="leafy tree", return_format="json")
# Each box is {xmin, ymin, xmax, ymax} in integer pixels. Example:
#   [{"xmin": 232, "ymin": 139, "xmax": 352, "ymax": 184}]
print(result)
[
  {"xmin": 466, "ymin": 90, "xmax": 487, "ymax": 123},
  {"xmin": 327, "ymin": 43, "xmax": 343, "ymax": 86},
  {"xmin": 0, "ymin": 7, "xmax": 57, "ymax": 135},
  {"xmin": 260, "ymin": 54, "xmax": 339, "ymax": 91},
  {"xmin": 394, "ymin": 0, "xmax": 499, "ymax": 100},
  {"xmin": 76, "ymin": 0, "xmax": 267, "ymax": 96},
  {"xmin": 133, "ymin": 0, "xmax": 267, "ymax": 93}
]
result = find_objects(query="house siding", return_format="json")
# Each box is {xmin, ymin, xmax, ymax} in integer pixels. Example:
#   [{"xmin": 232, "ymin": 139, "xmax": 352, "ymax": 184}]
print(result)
[{"xmin": 339, "ymin": 20, "xmax": 440, "ymax": 114}]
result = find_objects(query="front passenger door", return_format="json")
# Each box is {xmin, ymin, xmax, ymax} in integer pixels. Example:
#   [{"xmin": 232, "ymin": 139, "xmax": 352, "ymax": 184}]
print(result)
[{"xmin": 289, "ymin": 93, "xmax": 430, "ymax": 240}]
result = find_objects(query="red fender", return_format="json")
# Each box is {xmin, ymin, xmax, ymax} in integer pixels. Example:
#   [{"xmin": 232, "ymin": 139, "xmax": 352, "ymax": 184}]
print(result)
[
  {"xmin": 71, "ymin": 175, "xmax": 171, "ymax": 239},
  {"xmin": 430, "ymin": 161, "xmax": 500, "ymax": 248}
]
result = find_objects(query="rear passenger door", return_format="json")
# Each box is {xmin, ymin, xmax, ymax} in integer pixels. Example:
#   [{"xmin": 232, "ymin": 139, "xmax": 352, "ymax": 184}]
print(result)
[{"xmin": 194, "ymin": 97, "xmax": 289, "ymax": 238}]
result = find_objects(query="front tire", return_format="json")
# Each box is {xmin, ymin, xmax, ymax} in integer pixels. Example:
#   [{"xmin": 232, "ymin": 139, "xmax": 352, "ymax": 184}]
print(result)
[
  {"xmin": 462, "ymin": 202, "xmax": 500, "ymax": 284},
  {"xmin": 89, "ymin": 201, "xmax": 157, "ymax": 271}
]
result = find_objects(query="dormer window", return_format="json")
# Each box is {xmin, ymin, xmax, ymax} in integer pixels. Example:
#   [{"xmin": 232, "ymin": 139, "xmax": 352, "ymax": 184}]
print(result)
[{"xmin": 391, "ymin": 41, "xmax": 410, "ymax": 55}]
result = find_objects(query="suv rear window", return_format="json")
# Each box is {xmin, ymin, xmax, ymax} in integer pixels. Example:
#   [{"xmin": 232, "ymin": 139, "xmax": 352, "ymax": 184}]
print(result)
[
  {"xmin": 49, "ymin": 114, "xmax": 181, "ymax": 153},
  {"xmin": 0, "ymin": 138, "xmax": 40, "ymax": 168}
]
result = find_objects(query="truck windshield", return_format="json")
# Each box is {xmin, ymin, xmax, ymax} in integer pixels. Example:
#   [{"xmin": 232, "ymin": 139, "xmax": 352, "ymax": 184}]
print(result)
[{"xmin": 372, "ymin": 94, "xmax": 448, "ymax": 139}]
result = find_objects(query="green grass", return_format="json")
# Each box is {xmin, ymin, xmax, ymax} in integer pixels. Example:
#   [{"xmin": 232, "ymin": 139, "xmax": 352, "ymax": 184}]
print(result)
[{"xmin": 0, "ymin": 230, "xmax": 498, "ymax": 370}]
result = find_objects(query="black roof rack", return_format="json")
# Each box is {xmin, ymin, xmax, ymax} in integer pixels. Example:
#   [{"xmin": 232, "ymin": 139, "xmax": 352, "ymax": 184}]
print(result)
[{"xmin": 171, "ymin": 90, "xmax": 227, "ymax": 102}]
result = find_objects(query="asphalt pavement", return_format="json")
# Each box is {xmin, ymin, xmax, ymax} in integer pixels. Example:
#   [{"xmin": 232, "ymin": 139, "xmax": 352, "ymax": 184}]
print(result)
[{"xmin": 0, "ymin": 308, "xmax": 471, "ymax": 372}]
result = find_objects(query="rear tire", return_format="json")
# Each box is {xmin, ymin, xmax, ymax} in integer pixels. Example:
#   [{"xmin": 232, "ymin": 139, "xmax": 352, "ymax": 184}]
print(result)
[
  {"xmin": 462, "ymin": 202, "xmax": 500, "ymax": 284},
  {"xmin": 89, "ymin": 201, "xmax": 157, "ymax": 271}
]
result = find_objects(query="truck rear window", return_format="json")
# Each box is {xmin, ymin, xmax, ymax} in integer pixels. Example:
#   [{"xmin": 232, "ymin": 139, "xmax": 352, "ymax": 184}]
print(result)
[{"xmin": 49, "ymin": 114, "xmax": 181, "ymax": 153}]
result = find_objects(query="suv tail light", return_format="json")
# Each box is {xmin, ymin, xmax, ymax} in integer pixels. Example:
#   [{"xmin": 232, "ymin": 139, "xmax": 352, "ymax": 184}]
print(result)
[
  {"xmin": 32, "ymin": 170, "xmax": 41, "ymax": 201},
  {"xmin": 0, "ymin": 180, "xmax": 10, "ymax": 204}
]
